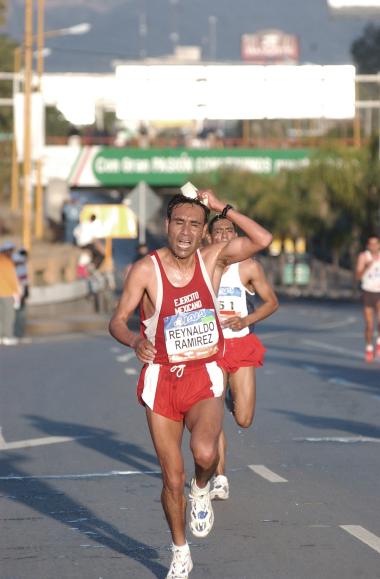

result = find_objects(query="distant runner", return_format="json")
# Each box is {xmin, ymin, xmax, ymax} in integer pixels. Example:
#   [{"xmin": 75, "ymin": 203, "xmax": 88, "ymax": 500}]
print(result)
[{"xmin": 355, "ymin": 234, "xmax": 380, "ymax": 363}]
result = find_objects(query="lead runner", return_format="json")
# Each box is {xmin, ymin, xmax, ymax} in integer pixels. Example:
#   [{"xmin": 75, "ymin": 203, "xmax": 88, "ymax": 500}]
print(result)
[{"xmin": 109, "ymin": 189, "xmax": 272, "ymax": 578}]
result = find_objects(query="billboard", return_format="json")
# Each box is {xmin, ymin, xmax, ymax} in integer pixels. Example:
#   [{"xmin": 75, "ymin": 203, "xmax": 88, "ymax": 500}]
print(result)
[
  {"xmin": 42, "ymin": 146, "xmax": 312, "ymax": 187},
  {"xmin": 115, "ymin": 64, "xmax": 354, "ymax": 121},
  {"xmin": 327, "ymin": 0, "xmax": 380, "ymax": 12},
  {"xmin": 241, "ymin": 30, "xmax": 299, "ymax": 64}
]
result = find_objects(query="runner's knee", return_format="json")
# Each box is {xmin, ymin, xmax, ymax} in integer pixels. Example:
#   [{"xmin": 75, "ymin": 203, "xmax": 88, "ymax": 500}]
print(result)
[
  {"xmin": 191, "ymin": 440, "xmax": 218, "ymax": 470},
  {"xmin": 234, "ymin": 409, "xmax": 254, "ymax": 429}
]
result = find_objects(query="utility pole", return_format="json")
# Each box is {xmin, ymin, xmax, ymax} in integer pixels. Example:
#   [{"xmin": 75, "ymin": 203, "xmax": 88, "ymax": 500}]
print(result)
[
  {"xmin": 22, "ymin": 0, "xmax": 33, "ymax": 252},
  {"xmin": 11, "ymin": 47, "xmax": 21, "ymax": 212}
]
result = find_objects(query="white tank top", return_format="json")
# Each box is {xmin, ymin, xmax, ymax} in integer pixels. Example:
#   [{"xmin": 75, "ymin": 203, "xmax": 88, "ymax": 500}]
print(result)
[
  {"xmin": 361, "ymin": 251, "xmax": 380, "ymax": 292},
  {"xmin": 217, "ymin": 262, "xmax": 250, "ymax": 339}
]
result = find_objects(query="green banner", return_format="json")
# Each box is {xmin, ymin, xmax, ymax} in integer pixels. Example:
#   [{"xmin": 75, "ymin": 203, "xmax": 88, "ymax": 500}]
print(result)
[{"xmin": 92, "ymin": 147, "xmax": 312, "ymax": 186}]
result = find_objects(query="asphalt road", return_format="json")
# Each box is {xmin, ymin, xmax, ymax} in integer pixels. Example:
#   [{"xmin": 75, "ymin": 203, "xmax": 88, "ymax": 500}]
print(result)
[{"xmin": 1, "ymin": 299, "xmax": 379, "ymax": 579}]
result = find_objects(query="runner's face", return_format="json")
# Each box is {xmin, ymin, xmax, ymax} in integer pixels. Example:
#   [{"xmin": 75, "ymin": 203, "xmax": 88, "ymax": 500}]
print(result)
[
  {"xmin": 167, "ymin": 204, "xmax": 207, "ymax": 259},
  {"xmin": 210, "ymin": 219, "xmax": 236, "ymax": 243},
  {"xmin": 367, "ymin": 237, "xmax": 380, "ymax": 255}
]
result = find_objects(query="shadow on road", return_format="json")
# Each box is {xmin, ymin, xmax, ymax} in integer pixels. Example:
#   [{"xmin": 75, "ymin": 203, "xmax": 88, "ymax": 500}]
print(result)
[
  {"xmin": 0, "ymin": 452, "xmax": 168, "ymax": 577},
  {"xmin": 272, "ymin": 409, "xmax": 380, "ymax": 438},
  {"xmin": 24, "ymin": 415, "xmax": 160, "ymax": 476}
]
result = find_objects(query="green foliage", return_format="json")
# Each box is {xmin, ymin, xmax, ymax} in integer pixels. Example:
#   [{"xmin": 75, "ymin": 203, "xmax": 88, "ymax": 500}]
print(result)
[
  {"xmin": 0, "ymin": 0, "xmax": 6, "ymax": 26},
  {"xmin": 0, "ymin": 34, "xmax": 18, "ymax": 133},
  {"xmin": 192, "ymin": 142, "xmax": 380, "ymax": 267},
  {"xmin": 351, "ymin": 24, "xmax": 380, "ymax": 74},
  {"xmin": 45, "ymin": 106, "xmax": 72, "ymax": 137}
]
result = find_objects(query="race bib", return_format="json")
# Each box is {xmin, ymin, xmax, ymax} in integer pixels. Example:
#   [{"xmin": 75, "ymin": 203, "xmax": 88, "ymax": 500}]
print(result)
[
  {"xmin": 218, "ymin": 286, "xmax": 243, "ymax": 320},
  {"xmin": 164, "ymin": 308, "xmax": 219, "ymax": 363}
]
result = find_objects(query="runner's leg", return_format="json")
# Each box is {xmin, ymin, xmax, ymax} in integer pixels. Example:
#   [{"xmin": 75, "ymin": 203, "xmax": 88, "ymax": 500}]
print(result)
[
  {"xmin": 146, "ymin": 408, "xmax": 186, "ymax": 546},
  {"xmin": 185, "ymin": 397, "xmax": 224, "ymax": 487},
  {"xmin": 230, "ymin": 366, "xmax": 256, "ymax": 428},
  {"xmin": 363, "ymin": 305, "xmax": 374, "ymax": 347}
]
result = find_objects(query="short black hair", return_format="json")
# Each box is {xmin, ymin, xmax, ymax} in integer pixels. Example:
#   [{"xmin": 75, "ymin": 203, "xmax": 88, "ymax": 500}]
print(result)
[
  {"xmin": 208, "ymin": 214, "xmax": 237, "ymax": 234},
  {"xmin": 167, "ymin": 194, "xmax": 210, "ymax": 224}
]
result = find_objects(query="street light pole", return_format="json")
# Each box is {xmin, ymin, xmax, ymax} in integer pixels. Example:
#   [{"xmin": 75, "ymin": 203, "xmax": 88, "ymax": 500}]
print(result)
[
  {"xmin": 33, "ymin": 16, "xmax": 90, "ymax": 240},
  {"xmin": 22, "ymin": 0, "xmax": 33, "ymax": 252},
  {"xmin": 34, "ymin": 0, "xmax": 45, "ymax": 240},
  {"xmin": 15, "ymin": 16, "xmax": 91, "ymax": 248}
]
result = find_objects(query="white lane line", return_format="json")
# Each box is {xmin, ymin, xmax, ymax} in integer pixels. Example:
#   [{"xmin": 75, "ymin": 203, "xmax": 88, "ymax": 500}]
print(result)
[
  {"xmin": 340, "ymin": 525, "xmax": 380, "ymax": 555},
  {"xmin": 328, "ymin": 377, "xmax": 357, "ymax": 386},
  {"xmin": 248, "ymin": 464, "xmax": 288, "ymax": 483},
  {"xmin": 294, "ymin": 436, "xmax": 380, "ymax": 444},
  {"xmin": 0, "ymin": 469, "xmax": 161, "ymax": 481},
  {"xmin": 315, "ymin": 316, "xmax": 357, "ymax": 330},
  {"xmin": 0, "ymin": 428, "xmax": 88, "ymax": 451},
  {"xmin": 124, "ymin": 367, "xmax": 137, "ymax": 375},
  {"xmin": 302, "ymin": 339, "xmax": 363, "ymax": 360}
]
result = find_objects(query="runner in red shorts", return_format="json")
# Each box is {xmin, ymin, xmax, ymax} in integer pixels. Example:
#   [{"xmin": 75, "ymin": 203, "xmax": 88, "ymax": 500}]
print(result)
[
  {"xmin": 109, "ymin": 190, "xmax": 272, "ymax": 578},
  {"xmin": 207, "ymin": 215, "xmax": 279, "ymax": 501}
]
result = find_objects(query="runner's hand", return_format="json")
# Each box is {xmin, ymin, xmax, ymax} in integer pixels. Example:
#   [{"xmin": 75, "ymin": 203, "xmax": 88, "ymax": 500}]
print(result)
[
  {"xmin": 135, "ymin": 338, "xmax": 157, "ymax": 363},
  {"xmin": 198, "ymin": 189, "xmax": 224, "ymax": 213},
  {"xmin": 222, "ymin": 316, "xmax": 247, "ymax": 331}
]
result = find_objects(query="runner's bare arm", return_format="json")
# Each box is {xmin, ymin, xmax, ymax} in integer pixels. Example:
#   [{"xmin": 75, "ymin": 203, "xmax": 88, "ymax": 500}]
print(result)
[
  {"xmin": 109, "ymin": 259, "xmax": 157, "ymax": 363},
  {"xmin": 223, "ymin": 260, "xmax": 279, "ymax": 331},
  {"xmin": 355, "ymin": 252, "xmax": 372, "ymax": 280},
  {"xmin": 199, "ymin": 189, "xmax": 272, "ymax": 268}
]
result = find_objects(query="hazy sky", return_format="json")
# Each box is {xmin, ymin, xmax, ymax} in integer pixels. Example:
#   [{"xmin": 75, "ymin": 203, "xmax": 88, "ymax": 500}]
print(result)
[{"xmin": 3, "ymin": 0, "xmax": 377, "ymax": 72}]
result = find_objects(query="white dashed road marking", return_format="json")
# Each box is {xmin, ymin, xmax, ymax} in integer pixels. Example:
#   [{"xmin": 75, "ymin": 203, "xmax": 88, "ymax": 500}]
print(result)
[
  {"xmin": 248, "ymin": 464, "xmax": 288, "ymax": 483},
  {"xmin": 340, "ymin": 525, "xmax": 380, "ymax": 555},
  {"xmin": 117, "ymin": 352, "xmax": 135, "ymax": 363}
]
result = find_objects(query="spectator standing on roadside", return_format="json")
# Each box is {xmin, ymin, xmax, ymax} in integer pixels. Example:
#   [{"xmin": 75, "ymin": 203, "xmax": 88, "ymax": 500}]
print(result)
[
  {"xmin": 0, "ymin": 242, "xmax": 21, "ymax": 345},
  {"xmin": 355, "ymin": 234, "xmax": 380, "ymax": 363},
  {"xmin": 13, "ymin": 248, "xmax": 29, "ymax": 339}
]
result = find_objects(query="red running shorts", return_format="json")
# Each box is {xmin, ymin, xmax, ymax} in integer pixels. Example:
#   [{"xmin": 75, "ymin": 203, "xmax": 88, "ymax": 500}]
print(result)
[
  {"xmin": 137, "ymin": 361, "xmax": 224, "ymax": 421},
  {"xmin": 219, "ymin": 333, "xmax": 266, "ymax": 374}
]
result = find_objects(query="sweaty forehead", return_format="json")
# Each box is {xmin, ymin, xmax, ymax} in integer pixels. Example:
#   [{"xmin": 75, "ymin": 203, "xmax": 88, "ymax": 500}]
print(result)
[
  {"xmin": 171, "ymin": 203, "xmax": 204, "ymax": 221},
  {"xmin": 212, "ymin": 219, "xmax": 235, "ymax": 232}
]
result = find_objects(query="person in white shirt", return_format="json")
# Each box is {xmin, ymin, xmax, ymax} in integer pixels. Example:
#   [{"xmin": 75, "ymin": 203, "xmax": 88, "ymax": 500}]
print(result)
[
  {"xmin": 73, "ymin": 214, "xmax": 105, "ymax": 269},
  {"xmin": 355, "ymin": 234, "xmax": 380, "ymax": 363}
]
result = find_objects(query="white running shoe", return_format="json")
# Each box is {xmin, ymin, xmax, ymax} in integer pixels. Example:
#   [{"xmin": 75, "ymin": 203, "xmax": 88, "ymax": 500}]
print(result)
[
  {"xmin": 189, "ymin": 478, "xmax": 214, "ymax": 538},
  {"xmin": 166, "ymin": 544, "xmax": 193, "ymax": 578},
  {"xmin": 210, "ymin": 475, "xmax": 229, "ymax": 500}
]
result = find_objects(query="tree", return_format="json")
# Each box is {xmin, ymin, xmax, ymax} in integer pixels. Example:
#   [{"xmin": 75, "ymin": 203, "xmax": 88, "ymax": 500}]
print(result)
[
  {"xmin": 351, "ymin": 23, "xmax": 380, "ymax": 74},
  {"xmin": 0, "ymin": 0, "xmax": 7, "ymax": 26}
]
